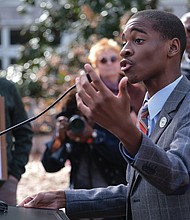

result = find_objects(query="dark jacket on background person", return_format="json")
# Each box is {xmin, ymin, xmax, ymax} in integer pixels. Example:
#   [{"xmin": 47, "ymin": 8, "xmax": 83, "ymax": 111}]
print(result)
[
  {"xmin": 0, "ymin": 78, "xmax": 33, "ymax": 181},
  {"xmin": 42, "ymin": 123, "xmax": 127, "ymax": 189},
  {"xmin": 41, "ymin": 92, "xmax": 127, "ymax": 189}
]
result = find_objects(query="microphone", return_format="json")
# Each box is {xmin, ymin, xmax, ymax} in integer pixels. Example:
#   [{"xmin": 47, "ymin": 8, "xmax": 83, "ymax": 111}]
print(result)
[{"xmin": 0, "ymin": 73, "xmax": 92, "ymax": 136}]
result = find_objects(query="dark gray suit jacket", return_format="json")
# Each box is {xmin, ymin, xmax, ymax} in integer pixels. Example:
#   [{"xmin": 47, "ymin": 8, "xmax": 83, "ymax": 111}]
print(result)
[{"xmin": 65, "ymin": 76, "xmax": 190, "ymax": 220}]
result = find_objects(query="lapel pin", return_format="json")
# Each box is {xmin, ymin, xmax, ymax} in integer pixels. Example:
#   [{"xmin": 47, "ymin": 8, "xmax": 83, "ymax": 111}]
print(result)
[{"xmin": 159, "ymin": 117, "xmax": 167, "ymax": 128}]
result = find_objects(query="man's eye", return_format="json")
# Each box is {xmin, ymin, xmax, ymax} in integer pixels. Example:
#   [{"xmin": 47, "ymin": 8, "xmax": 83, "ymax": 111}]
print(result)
[{"xmin": 135, "ymin": 39, "xmax": 144, "ymax": 44}]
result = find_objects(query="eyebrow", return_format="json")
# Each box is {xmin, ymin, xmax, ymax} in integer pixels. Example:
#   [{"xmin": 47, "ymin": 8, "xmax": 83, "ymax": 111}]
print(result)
[
  {"xmin": 122, "ymin": 27, "xmax": 148, "ymax": 41},
  {"xmin": 131, "ymin": 27, "xmax": 147, "ymax": 34}
]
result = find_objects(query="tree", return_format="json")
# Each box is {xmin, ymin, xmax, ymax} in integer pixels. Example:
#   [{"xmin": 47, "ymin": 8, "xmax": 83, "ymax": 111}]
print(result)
[{"xmin": 1, "ymin": 0, "xmax": 158, "ymax": 98}]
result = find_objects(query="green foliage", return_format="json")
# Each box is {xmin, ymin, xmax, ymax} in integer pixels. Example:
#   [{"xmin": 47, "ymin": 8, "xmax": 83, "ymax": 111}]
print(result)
[{"xmin": 0, "ymin": 0, "xmax": 158, "ymax": 98}]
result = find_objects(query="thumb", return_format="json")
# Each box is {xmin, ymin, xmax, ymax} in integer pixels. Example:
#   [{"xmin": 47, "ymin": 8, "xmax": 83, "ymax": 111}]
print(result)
[
  {"xmin": 118, "ymin": 77, "xmax": 132, "ymax": 116},
  {"xmin": 118, "ymin": 77, "xmax": 129, "ymax": 97}
]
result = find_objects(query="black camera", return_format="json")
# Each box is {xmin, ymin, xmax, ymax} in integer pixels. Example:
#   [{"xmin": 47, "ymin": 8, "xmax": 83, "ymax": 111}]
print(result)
[{"xmin": 69, "ymin": 115, "xmax": 86, "ymax": 134}]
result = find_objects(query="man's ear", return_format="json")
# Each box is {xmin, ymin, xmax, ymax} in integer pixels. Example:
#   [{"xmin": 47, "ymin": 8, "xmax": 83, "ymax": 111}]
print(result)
[{"xmin": 168, "ymin": 38, "xmax": 180, "ymax": 57}]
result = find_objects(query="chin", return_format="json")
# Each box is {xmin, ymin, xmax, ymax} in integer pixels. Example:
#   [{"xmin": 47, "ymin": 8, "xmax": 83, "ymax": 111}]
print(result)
[{"xmin": 127, "ymin": 77, "xmax": 140, "ymax": 85}]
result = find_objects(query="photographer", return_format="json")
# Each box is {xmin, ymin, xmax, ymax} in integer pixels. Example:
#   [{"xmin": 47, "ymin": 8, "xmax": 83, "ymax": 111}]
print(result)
[{"xmin": 41, "ymin": 90, "xmax": 127, "ymax": 190}]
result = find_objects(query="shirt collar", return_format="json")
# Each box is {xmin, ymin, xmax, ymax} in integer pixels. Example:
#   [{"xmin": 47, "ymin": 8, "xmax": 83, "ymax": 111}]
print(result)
[{"xmin": 144, "ymin": 75, "xmax": 183, "ymax": 120}]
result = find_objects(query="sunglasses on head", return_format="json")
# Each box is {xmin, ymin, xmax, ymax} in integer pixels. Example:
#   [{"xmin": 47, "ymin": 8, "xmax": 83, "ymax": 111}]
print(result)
[{"xmin": 99, "ymin": 56, "xmax": 118, "ymax": 64}]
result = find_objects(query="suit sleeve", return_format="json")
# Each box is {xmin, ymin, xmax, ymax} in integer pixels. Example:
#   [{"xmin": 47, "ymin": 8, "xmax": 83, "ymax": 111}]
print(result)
[{"xmin": 65, "ymin": 184, "xmax": 127, "ymax": 219}]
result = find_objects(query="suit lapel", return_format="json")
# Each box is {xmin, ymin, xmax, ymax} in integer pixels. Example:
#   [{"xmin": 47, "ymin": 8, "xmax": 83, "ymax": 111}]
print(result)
[
  {"xmin": 133, "ymin": 76, "xmax": 190, "ymax": 184},
  {"xmin": 150, "ymin": 76, "xmax": 190, "ymax": 143}
]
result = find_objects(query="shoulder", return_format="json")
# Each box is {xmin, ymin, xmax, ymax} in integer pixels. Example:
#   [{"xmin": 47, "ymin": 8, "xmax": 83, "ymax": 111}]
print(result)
[
  {"xmin": 0, "ymin": 77, "xmax": 16, "ymax": 90},
  {"xmin": 175, "ymin": 76, "xmax": 190, "ymax": 94}
]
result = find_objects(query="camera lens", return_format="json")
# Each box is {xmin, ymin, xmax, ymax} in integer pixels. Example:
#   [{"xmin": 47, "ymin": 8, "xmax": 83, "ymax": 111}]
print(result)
[{"xmin": 69, "ymin": 115, "xmax": 85, "ymax": 134}]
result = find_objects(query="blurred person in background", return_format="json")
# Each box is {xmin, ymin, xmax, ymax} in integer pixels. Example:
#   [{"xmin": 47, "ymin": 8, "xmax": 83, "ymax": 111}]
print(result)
[
  {"xmin": 88, "ymin": 38, "xmax": 123, "ymax": 95},
  {"xmin": 181, "ymin": 12, "xmax": 190, "ymax": 79},
  {"xmin": 42, "ymin": 89, "xmax": 127, "ymax": 189},
  {"xmin": 0, "ymin": 78, "xmax": 33, "ymax": 205}
]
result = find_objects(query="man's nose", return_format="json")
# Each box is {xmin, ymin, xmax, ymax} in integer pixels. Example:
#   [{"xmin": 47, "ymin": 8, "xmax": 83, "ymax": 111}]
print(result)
[{"xmin": 120, "ymin": 45, "xmax": 133, "ymax": 58}]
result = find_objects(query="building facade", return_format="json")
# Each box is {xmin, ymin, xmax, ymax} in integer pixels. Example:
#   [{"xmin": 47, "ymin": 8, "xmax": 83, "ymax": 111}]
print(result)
[{"xmin": 0, "ymin": 0, "xmax": 40, "ymax": 69}]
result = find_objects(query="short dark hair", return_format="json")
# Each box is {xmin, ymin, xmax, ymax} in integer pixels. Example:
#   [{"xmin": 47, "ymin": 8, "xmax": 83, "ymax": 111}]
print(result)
[{"xmin": 130, "ymin": 10, "xmax": 186, "ymax": 58}]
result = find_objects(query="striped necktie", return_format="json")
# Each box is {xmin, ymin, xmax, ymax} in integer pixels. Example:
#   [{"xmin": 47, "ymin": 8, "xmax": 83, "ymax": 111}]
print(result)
[{"xmin": 137, "ymin": 101, "xmax": 149, "ymax": 135}]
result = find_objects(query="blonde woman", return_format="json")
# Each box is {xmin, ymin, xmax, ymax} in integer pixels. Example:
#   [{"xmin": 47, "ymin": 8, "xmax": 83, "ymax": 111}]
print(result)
[{"xmin": 88, "ymin": 38, "xmax": 122, "ymax": 95}]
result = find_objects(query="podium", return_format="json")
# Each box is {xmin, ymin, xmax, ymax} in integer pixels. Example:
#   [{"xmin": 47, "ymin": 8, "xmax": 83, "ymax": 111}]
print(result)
[
  {"xmin": 0, "ymin": 96, "xmax": 7, "ymax": 181},
  {"xmin": 0, "ymin": 206, "xmax": 70, "ymax": 220}
]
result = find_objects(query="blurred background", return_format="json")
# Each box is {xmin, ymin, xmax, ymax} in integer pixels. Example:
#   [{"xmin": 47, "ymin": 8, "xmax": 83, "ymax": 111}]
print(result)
[{"xmin": 0, "ymin": 0, "xmax": 189, "ymax": 203}]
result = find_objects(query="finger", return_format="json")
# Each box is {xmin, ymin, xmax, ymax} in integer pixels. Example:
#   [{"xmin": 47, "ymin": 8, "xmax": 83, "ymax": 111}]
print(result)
[
  {"xmin": 23, "ymin": 195, "xmax": 39, "ymax": 208},
  {"xmin": 24, "ymin": 200, "xmax": 36, "ymax": 208},
  {"xmin": 84, "ymin": 64, "xmax": 110, "ymax": 94},
  {"xmin": 118, "ymin": 77, "xmax": 131, "ymax": 112},
  {"xmin": 75, "ymin": 75, "xmax": 94, "ymax": 108},
  {"xmin": 57, "ymin": 116, "xmax": 68, "ymax": 123},
  {"xmin": 75, "ymin": 92, "xmax": 91, "ymax": 118},
  {"xmin": 118, "ymin": 76, "xmax": 129, "ymax": 98},
  {"xmin": 17, "ymin": 196, "xmax": 34, "ymax": 207}
]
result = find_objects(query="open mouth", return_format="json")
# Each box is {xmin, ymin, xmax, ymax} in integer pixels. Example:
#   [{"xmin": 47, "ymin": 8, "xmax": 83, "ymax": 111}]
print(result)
[{"xmin": 120, "ymin": 59, "xmax": 133, "ymax": 72}]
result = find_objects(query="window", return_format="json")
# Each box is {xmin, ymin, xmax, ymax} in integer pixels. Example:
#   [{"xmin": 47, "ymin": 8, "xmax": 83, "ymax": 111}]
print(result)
[
  {"xmin": 10, "ymin": 30, "xmax": 29, "ymax": 45},
  {"xmin": 10, "ymin": 57, "xmax": 18, "ymax": 65}
]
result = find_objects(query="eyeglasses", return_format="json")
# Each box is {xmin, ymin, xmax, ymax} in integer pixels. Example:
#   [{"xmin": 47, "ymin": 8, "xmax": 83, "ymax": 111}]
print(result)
[{"xmin": 99, "ymin": 56, "xmax": 118, "ymax": 64}]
